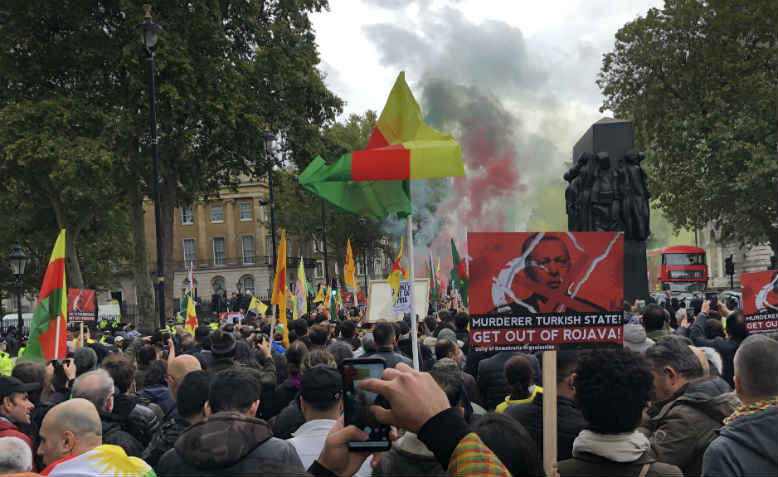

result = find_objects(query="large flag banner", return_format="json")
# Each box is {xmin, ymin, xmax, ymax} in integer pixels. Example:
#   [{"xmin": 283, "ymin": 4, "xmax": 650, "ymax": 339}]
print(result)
[
  {"xmin": 271, "ymin": 230, "xmax": 289, "ymax": 346},
  {"xmin": 248, "ymin": 296, "xmax": 268, "ymax": 316},
  {"xmin": 451, "ymin": 238, "xmax": 469, "ymax": 307},
  {"xmin": 68, "ymin": 289, "xmax": 96, "ymax": 322},
  {"xmin": 387, "ymin": 237, "xmax": 407, "ymax": 304},
  {"xmin": 344, "ymin": 239, "xmax": 357, "ymax": 290},
  {"xmin": 296, "ymin": 257, "xmax": 308, "ymax": 316},
  {"xmin": 299, "ymin": 71, "xmax": 464, "ymax": 221},
  {"xmin": 23, "ymin": 230, "xmax": 67, "ymax": 361},
  {"xmin": 185, "ymin": 293, "xmax": 198, "ymax": 335},
  {"xmin": 468, "ymin": 231, "xmax": 624, "ymax": 352},
  {"xmin": 741, "ymin": 270, "xmax": 778, "ymax": 334}
]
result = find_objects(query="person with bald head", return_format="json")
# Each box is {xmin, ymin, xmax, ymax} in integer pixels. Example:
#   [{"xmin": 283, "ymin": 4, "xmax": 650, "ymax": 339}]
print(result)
[
  {"xmin": 37, "ymin": 398, "xmax": 154, "ymax": 476},
  {"xmin": 167, "ymin": 354, "xmax": 201, "ymax": 400}
]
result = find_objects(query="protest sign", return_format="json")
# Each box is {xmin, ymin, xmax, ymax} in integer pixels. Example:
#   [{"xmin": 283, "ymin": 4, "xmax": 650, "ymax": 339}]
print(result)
[
  {"xmin": 392, "ymin": 280, "xmax": 412, "ymax": 314},
  {"xmin": 468, "ymin": 231, "xmax": 624, "ymax": 352},
  {"xmin": 219, "ymin": 311, "xmax": 244, "ymax": 323},
  {"xmin": 741, "ymin": 270, "xmax": 778, "ymax": 334},
  {"xmin": 68, "ymin": 288, "xmax": 97, "ymax": 322},
  {"xmin": 367, "ymin": 279, "xmax": 429, "ymax": 322}
]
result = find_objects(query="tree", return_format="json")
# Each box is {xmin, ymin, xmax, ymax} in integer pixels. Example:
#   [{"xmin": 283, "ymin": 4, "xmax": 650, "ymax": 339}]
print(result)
[
  {"xmin": 598, "ymin": 0, "xmax": 777, "ymax": 254},
  {"xmin": 0, "ymin": 1, "xmax": 342, "ymax": 327}
]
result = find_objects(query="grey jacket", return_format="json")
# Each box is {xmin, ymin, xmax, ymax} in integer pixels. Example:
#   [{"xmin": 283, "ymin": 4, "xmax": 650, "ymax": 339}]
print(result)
[
  {"xmin": 156, "ymin": 411, "xmax": 302, "ymax": 476},
  {"xmin": 623, "ymin": 324, "xmax": 655, "ymax": 354},
  {"xmin": 702, "ymin": 406, "xmax": 777, "ymax": 477},
  {"xmin": 372, "ymin": 431, "xmax": 446, "ymax": 477}
]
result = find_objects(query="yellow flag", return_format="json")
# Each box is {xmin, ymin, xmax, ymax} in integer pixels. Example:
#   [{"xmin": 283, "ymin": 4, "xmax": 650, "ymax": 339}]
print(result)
[
  {"xmin": 344, "ymin": 238, "xmax": 357, "ymax": 289},
  {"xmin": 387, "ymin": 237, "xmax": 407, "ymax": 303},
  {"xmin": 270, "ymin": 230, "xmax": 288, "ymax": 346},
  {"xmin": 248, "ymin": 296, "xmax": 268, "ymax": 316},
  {"xmin": 313, "ymin": 285, "xmax": 324, "ymax": 303},
  {"xmin": 185, "ymin": 295, "xmax": 198, "ymax": 335}
]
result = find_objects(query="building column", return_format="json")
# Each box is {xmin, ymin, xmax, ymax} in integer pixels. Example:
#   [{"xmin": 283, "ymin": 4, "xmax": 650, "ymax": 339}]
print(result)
[
  {"xmin": 225, "ymin": 199, "xmax": 237, "ymax": 264},
  {"xmin": 196, "ymin": 202, "xmax": 208, "ymax": 264}
]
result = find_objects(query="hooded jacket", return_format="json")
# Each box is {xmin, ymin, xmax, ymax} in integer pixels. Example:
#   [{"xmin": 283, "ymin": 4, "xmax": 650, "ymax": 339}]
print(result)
[
  {"xmin": 477, "ymin": 351, "xmax": 541, "ymax": 410},
  {"xmin": 156, "ymin": 411, "xmax": 302, "ymax": 476},
  {"xmin": 641, "ymin": 377, "xmax": 741, "ymax": 477},
  {"xmin": 702, "ymin": 406, "xmax": 777, "ymax": 477},
  {"xmin": 372, "ymin": 431, "xmax": 446, "ymax": 477},
  {"xmin": 142, "ymin": 416, "xmax": 190, "ymax": 468},
  {"xmin": 623, "ymin": 324, "xmax": 655, "ymax": 354},
  {"xmin": 99, "ymin": 412, "xmax": 144, "ymax": 457},
  {"xmin": 139, "ymin": 384, "xmax": 176, "ymax": 421}
]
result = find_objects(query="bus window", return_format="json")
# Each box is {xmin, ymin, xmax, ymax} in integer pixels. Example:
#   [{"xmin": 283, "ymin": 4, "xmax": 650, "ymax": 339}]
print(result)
[{"xmin": 662, "ymin": 253, "xmax": 705, "ymax": 266}]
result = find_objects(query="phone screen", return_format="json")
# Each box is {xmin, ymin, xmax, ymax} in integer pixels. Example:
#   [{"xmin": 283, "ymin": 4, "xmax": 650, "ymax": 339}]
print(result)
[{"xmin": 342, "ymin": 358, "xmax": 391, "ymax": 451}]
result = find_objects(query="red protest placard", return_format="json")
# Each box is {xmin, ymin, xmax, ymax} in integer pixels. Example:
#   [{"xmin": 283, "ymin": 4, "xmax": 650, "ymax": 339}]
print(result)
[
  {"xmin": 68, "ymin": 288, "xmax": 97, "ymax": 322},
  {"xmin": 468, "ymin": 232, "xmax": 624, "ymax": 352},
  {"xmin": 740, "ymin": 270, "xmax": 778, "ymax": 334}
]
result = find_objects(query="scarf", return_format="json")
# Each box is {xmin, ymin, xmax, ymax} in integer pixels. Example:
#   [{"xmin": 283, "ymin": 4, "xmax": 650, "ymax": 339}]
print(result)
[
  {"xmin": 572, "ymin": 429, "xmax": 650, "ymax": 463},
  {"xmin": 723, "ymin": 397, "xmax": 777, "ymax": 425}
]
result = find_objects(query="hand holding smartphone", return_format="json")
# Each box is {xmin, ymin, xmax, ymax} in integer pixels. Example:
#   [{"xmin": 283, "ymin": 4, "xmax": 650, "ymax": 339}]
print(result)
[{"xmin": 342, "ymin": 358, "xmax": 391, "ymax": 451}]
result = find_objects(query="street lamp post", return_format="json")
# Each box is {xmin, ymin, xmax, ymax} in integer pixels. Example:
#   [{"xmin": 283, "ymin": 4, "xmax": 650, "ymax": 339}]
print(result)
[
  {"xmin": 321, "ymin": 202, "xmax": 329, "ymax": 284},
  {"xmin": 136, "ymin": 5, "xmax": 166, "ymax": 329},
  {"xmin": 263, "ymin": 128, "xmax": 278, "ymax": 273},
  {"xmin": 8, "ymin": 243, "xmax": 27, "ymax": 332}
]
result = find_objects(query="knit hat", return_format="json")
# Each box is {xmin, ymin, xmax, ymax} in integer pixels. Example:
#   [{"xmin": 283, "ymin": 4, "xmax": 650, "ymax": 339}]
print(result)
[
  {"xmin": 437, "ymin": 328, "xmax": 464, "ymax": 348},
  {"xmin": 210, "ymin": 330, "xmax": 236, "ymax": 356},
  {"xmin": 301, "ymin": 365, "xmax": 342, "ymax": 404}
]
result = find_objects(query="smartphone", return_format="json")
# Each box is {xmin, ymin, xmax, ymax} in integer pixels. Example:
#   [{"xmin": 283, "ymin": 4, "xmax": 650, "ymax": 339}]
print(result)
[
  {"xmin": 705, "ymin": 292, "xmax": 719, "ymax": 310},
  {"xmin": 342, "ymin": 358, "xmax": 391, "ymax": 451}
]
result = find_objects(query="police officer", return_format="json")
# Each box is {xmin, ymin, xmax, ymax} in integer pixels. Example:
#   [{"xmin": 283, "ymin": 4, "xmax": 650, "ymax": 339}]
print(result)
[{"xmin": 0, "ymin": 340, "xmax": 12, "ymax": 376}]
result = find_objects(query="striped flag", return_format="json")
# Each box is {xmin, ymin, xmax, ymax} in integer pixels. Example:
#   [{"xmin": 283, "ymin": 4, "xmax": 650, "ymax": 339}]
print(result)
[{"xmin": 22, "ymin": 230, "xmax": 67, "ymax": 362}]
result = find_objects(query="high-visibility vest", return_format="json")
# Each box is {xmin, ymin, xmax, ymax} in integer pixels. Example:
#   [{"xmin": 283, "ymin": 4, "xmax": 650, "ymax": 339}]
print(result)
[
  {"xmin": 209, "ymin": 322, "xmax": 218, "ymax": 330},
  {"xmin": 17, "ymin": 347, "xmax": 25, "ymax": 361},
  {"xmin": 0, "ymin": 352, "xmax": 12, "ymax": 376}
]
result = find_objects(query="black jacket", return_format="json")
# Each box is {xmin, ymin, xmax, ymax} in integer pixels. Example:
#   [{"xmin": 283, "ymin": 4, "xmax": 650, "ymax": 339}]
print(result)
[
  {"xmin": 100, "ymin": 412, "xmax": 144, "ymax": 457},
  {"xmin": 262, "ymin": 378, "xmax": 299, "ymax": 420},
  {"xmin": 142, "ymin": 417, "xmax": 190, "ymax": 468},
  {"xmin": 397, "ymin": 339, "xmax": 435, "ymax": 371},
  {"xmin": 463, "ymin": 349, "xmax": 497, "ymax": 380},
  {"xmin": 156, "ymin": 411, "xmax": 302, "ymax": 476},
  {"xmin": 477, "ymin": 351, "xmax": 541, "ymax": 410},
  {"xmin": 112, "ymin": 393, "xmax": 161, "ymax": 447},
  {"xmin": 271, "ymin": 397, "xmax": 305, "ymax": 439},
  {"xmin": 505, "ymin": 394, "xmax": 587, "ymax": 463},
  {"xmin": 687, "ymin": 313, "xmax": 742, "ymax": 386},
  {"xmin": 365, "ymin": 347, "xmax": 412, "ymax": 369}
]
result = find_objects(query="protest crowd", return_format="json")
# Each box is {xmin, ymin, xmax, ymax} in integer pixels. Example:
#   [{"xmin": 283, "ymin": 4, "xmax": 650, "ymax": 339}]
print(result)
[{"xmin": 0, "ymin": 292, "xmax": 775, "ymax": 477}]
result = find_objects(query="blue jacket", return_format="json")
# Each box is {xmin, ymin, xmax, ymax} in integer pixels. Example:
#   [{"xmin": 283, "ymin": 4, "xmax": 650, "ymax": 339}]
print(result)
[{"xmin": 702, "ymin": 406, "xmax": 776, "ymax": 477}]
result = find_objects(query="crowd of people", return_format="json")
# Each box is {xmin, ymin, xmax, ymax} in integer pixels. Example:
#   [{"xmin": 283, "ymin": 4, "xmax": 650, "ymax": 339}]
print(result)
[{"xmin": 0, "ymin": 297, "xmax": 776, "ymax": 476}]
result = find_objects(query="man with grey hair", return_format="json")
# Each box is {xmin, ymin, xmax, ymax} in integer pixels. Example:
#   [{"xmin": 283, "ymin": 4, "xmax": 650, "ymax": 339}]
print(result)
[
  {"xmin": 71, "ymin": 369, "xmax": 143, "ymax": 457},
  {"xmin": 702, "ymin": 334, "xmax": 777, "ymax": 477},
  {"xmin": 0, "ymin": 436, "xmax": 32, "ymax": 474},
  {"xmin": 641, "ymin": 336, "xmax": 739, "ymax": 477}
]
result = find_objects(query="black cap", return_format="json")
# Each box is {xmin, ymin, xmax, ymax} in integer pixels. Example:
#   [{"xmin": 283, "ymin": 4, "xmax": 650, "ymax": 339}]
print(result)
[
  {"xmin": 300, "ymin": 365, "xmax": 342, "ymax": 403},
  {"xmin": 0, "ymin": 376, "xmax": 40, "ymax": 400}
]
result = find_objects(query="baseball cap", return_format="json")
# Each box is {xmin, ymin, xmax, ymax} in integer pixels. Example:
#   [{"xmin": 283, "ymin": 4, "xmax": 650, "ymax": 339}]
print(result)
[
  {"xmin": 300, "ymin": 365, "xmax": 342, "ymax": 404},
  {"xmin": 0, "ymin": 376, "xmax": 40, "ymax": 400}
]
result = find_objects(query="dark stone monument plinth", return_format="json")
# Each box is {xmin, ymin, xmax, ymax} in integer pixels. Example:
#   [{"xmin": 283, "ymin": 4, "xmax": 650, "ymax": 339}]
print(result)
[{"xmin": 567, "ymin": 118, "xmax": 650, "ymax": 302}]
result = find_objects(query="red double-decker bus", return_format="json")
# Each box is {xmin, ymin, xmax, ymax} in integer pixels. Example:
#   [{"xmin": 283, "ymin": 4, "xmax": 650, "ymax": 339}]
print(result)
[{"xmin": 647, "ymin": 246, "xmax": 708, "ymax": 293}]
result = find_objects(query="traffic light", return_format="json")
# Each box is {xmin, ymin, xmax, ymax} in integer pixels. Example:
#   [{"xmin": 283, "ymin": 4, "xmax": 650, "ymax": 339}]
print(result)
[{"xmin": 724, "ymin": 256, "xmax": 735, "ymax": 276}]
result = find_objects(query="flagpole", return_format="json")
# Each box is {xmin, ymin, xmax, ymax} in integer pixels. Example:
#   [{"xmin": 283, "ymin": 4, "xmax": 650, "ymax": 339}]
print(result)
[{"xmin": 407, "ymin": 214, "xmax": 419, "ymax": 371}]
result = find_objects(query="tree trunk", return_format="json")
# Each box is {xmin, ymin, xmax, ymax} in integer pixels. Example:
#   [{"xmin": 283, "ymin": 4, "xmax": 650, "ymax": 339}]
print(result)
[
  {"xmin": 65, "ymin": 230, "xmax": 84, "ymax": 288},
  {"xmin": 128, "ymin": 183, "xmax": 157, "ymax": 329}
]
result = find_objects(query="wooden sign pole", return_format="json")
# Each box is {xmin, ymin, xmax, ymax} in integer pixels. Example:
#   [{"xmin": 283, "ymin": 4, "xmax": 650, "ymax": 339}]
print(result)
[
  {"xmin": 79, "ymin": 322, "xmax": 85, "ymax": 348},
  {"xmin": 542, "ymin": 350, "xmax": 558, "ymax": 476}
]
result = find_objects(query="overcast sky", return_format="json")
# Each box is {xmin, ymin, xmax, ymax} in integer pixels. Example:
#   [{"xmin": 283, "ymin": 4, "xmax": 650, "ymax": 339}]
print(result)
[
  {"xmin": 310, "ymin": 0, "xmax": 663, "ymax": 239},
  {"xmin": 312, "ymin": 0, "xmax": 660, "ymax": 150}
]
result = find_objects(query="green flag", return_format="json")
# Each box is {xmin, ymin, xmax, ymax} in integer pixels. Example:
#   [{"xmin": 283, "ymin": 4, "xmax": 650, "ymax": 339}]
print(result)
[
  {"xmin": 450, "ymin": 239, "xmax": 469, "ymax": 307},
  {"xmin": 299, "ymin": 156, "xmax": 410, "ymax": 221}
]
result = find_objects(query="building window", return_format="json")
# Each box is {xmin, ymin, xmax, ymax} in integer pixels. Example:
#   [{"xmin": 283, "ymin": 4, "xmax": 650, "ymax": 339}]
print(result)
[
  {"xmin": 265, "ymin": 236, "xmax": 273, "ymax": 257},
  {"xmin": 213, "ymin": 237, "xmax": 225, "ymax": 265},
  {"xmin": 242, "ymin": 276, "xmax": 255, "ymax": 295},
  {"xmin": 182, "ymin": 206, "xmax": 194, "ymax": 225},
  {"xmin": 357, "ymin": 261, "xmax": 366, "ymax": 276},
  {"xmin": 314, "ymin": 238, "xmax": 324, "ymax": 252},
  {"xmin": 183, "ymin": 239, "xmax": 196, "ymax": 266},
  {"xmin": 242, "ymin": 236, "xmax": 255, "ymax": 264},
  {"xmin": 315, "ymin": 261, "xmax": 324, "ymax": 278},
  {"xmin": 374, "ymin": 259, "xmax": 383, "ymax": 274},
  {"xmin": 239, "ymin": 203, "xmax": 252, "ymax": 221},
  {"xmin": 211, "ymin": 204, "xmax": 224, "ymax": 223}
]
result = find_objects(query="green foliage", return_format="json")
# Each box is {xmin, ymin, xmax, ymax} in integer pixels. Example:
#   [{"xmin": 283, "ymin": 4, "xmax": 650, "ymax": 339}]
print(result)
[{"xmin": 598, "ymin": 0, "xmax": 777, "ymax": 252}]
